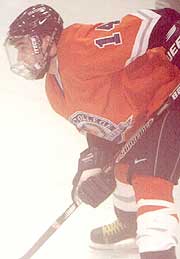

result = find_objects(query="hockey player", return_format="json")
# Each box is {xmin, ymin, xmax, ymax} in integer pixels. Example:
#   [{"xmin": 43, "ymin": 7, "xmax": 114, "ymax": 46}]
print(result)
[{"xmin": 4, "ymin": 4, "xmax": 180, "ymax": 259}]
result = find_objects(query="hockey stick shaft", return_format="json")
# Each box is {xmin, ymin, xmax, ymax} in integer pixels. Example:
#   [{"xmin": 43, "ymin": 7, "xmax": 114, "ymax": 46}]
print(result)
[{"xmin": 19, "ymin": 202, "xmax": 78, "ymax": 259}]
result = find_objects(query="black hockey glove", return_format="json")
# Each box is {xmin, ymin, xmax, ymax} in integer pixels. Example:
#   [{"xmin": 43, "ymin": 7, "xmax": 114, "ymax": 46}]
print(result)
[{"xmin": 71, "ymin": 147, "xmax": 116, "ymax": 208}]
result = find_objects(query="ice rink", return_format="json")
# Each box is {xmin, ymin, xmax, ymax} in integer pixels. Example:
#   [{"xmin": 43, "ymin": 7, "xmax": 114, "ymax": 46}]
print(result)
[{"xmin": 0, "ymin": 0, "xmax": 180, "ymax": 258}]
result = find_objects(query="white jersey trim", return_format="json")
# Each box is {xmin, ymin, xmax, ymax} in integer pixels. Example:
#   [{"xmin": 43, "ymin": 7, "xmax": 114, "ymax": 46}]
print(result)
[
  {"xmin": 125, "ymin": 9, "xmax": 161, "ymax": 66},
  {"xmin": 137, "ymin": 198, "xmax": 177, "ymax": 214}
]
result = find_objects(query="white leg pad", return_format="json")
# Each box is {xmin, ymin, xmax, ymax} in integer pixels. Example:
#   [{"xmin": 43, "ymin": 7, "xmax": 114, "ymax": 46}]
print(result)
[{"xmin": 136, "ymin": 199, "xmax": 179, "ymax": 253}]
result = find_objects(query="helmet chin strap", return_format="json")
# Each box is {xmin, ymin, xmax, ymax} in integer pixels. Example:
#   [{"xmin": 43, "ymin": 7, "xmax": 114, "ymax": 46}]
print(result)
[{"xmin": 31, "ymin": 27, "xmax": 58, "ymax": 79}]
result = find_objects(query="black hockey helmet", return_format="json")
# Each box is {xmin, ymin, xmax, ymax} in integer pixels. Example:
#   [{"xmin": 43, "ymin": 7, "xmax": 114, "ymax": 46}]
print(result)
[
  {"xmin": 4, "ymin": 4, "xmax": 63, "ymax": 80},
  {"xmin": 8, "ymin": 4, "xmax": 63, "ymax": 43}
]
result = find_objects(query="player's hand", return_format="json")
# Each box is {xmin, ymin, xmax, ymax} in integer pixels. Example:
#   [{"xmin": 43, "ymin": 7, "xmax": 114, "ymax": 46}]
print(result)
[{"xmin": 71, "ymin": 147, "xmax": 116, "ymax": 207}]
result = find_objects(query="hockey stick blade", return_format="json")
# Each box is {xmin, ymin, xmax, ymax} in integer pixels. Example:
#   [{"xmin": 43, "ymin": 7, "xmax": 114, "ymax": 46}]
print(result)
[{"xmin": 19, "ymin": 202, "xmax": 78, "ymax": 259}]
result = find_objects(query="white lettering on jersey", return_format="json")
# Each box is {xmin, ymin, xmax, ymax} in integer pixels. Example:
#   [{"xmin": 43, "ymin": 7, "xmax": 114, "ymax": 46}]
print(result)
[{"xmin": 166, "ymin": 35, "xmax": 180, "ymax": 61}]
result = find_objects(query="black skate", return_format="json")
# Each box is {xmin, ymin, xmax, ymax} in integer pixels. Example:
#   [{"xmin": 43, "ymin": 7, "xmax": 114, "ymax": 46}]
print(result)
[{"xmin": 90, "ymin": 212, "xmax": 137, "ymax": 250}]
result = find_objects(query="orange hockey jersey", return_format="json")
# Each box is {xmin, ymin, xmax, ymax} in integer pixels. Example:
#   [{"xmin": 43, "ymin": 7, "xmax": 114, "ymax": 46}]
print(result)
[{"xmin": 45, "ymin": 9, "xmax": 180, "ymax": 144}]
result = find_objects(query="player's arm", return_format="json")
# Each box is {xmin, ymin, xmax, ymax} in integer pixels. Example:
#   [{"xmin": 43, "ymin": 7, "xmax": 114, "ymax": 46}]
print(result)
[
  {"xmin": 72, "ymin": 9, "xmax": 176, "ymax": 76},
  {"xmin": 71, "ymin": 8, "xmax": 180, "ymax": 78},
  {"xmin": 69, "ymin": 11, "xmax": 162, "ymax": 77}
]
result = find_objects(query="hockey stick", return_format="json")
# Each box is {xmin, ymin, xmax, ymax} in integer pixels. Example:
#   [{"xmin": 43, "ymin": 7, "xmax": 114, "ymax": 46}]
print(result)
[
  {"xmin": 19, "ymin": 202, "xmax": 78, "ymax": 259},
  {"xmin": 19, "ymin": 83, "xmax": 180, "ymax": 259}
]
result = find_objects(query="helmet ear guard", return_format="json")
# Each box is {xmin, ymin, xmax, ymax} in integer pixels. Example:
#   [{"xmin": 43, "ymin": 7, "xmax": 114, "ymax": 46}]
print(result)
[{"xmin": 4, "ymin": 4, "xmax": 63, "ymax": 79}]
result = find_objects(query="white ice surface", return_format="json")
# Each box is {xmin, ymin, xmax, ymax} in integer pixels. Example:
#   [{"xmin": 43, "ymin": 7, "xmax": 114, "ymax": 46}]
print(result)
[{"xmin": 0, "ymin": 1, "xmax": 180, "ymax": 259}]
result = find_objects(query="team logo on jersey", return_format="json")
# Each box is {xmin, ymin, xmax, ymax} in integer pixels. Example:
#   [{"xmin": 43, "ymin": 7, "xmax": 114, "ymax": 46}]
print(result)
[{"xmin": 69, "ymin": 112, "xmax": 133, "ymax": 143}]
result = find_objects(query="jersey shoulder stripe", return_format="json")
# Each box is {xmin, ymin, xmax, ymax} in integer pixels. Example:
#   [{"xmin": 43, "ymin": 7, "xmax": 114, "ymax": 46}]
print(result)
[{"xmin": 126, "ymin": 9, "xmax": 161, "ymax": 66}]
